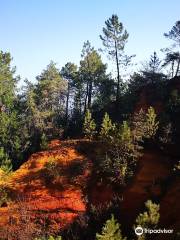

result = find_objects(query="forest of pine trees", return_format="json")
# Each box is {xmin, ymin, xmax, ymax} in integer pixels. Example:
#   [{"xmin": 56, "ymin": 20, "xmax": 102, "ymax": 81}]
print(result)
[
  {"xmin": 1, "ymin": 16, "xmax": 179, "ymax": 171},
  {"xmin": 0, "ymin": 12, "xmax": 180, "ymax": 240}
]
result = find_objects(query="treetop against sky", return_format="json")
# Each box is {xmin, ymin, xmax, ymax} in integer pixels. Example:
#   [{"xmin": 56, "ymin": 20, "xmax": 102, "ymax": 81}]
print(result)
[{"xmin": 0, "ymin": 0, "xmax": 180, "ymax": 83}]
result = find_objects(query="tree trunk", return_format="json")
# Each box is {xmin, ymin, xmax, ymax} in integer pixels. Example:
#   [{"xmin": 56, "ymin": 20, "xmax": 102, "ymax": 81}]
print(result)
[
  {"xmin": 88, "ymin": 80, "xmax": 92, "ymax": 109},
  {"xmin": 115, "ymin": 41, "xmax": 120, "ymax": 103},
  {"xmin": 175, "ymin": 56, "xmax": 180, "ymax": 76},
  {"xmin": 84, "ymin": 82, "xmax": 89, "ymax": 114},
  {"xmin": 171, "ymin": 60, "xmax": 174, "ymax": 78},
  {"xmin": 65, "ymin": 82, "xmax": 70, "ymax": 125}
]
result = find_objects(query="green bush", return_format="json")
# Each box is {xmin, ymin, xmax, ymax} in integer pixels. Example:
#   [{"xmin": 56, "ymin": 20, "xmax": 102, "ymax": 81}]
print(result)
[
  {"xmin": 132, "ymin": 107, "xmax": 159, "ymax": 141},
  {"xmin": 100, "ymin": 112, "xmax": 115, "ymax": 142},
  {"xmin": 134, "ymin": 200, "xmax": 160, "ymax": 240},
  {"xmin": 145, "ymin": 107, "xmax": 159, "ymax": 139},
  {"xmin": 96, "ymin": 214, "xmax": 127, "ymax": 240},
  {"xmin": 0, "ymin": 187, "xmax": 10, "ymax": 207},
  {"xmin": 99, "ymin": 121, "xmax": 140, "ymax": 184},
  {"xmin": 83, "ymin": 109, "xmax": 96, "ymax": 139},
  {"xmin": 34, "ymin": 236, "xmax": 62, "ymax": 240},
  {"xmin": 44, "ymin": 158, "xmax": 60, "ymax": 179},
  {"xmin": 40, "ymin": 133, "xmax": 48, "ymax": 150},
  {"xmin": 0, "ymin": 147, "xmax": 12, "ymax": 173}
]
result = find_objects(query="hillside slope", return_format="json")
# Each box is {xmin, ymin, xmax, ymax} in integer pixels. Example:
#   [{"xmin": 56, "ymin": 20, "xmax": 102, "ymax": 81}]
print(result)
[
  {"xmin": 0, "ymin": 140, "xmax": 180, "ymax": 239},
  {"xmin": 0, "ymin": 140, "xmax": 91, "ymax": 237}
]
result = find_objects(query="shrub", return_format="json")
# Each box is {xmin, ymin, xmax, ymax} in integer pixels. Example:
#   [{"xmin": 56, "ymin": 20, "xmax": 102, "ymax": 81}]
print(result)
[
  {"xmin": 131, "ymin": 109, "xmax": 146, "ymax": 143},
  {"xmin": 100, "ymin": 113, "xmax": 115, "ymax": 142},
  {"xmin": 0, "ymin": 147, "xmax": 12, "ymax": 173},
  {"xmin": 96, "ymin": 214, "xmax": 127, "ymax": 240},
  {"xmin": 99, "ymin": 152, "xmax": 133, "ymax": 185},
  {"xmin": 40, "ymin": 133, "xmax": 48, "ymax": 150},
  {"xmin": 159, "ymin": 122, "xmax": 173, "ymax": 145},
  {"xmin": 145, "ymin": 107, "xmax": 159, "ymax": 139},
  {"xmin": 99, "ymin": 121, "xmax": 140, "ymax": 184},
  {"xmin": 83, "ymin": 109, "xmax": 96, "ymax": 139},
  {"xmin": 44, "ymin": 158, "xmax": 60, "ymax": 179},
  {"xmin": 132, "ymin": 106, "xmax": 159, "ymax": 141},
  {"xmin": 98, "ymin": 107, "xmax": 158, "ymax": 185},
  {"xmin": 134, "ymin": 200, "xmax": 160, "ymax": 240},
  {"xmin": 0, "ymin": 187, "xmax": 10, "ymax": 207},
  {"xmin": 34, "ymin": 236, "xmax": 62, "ymax": 240}
]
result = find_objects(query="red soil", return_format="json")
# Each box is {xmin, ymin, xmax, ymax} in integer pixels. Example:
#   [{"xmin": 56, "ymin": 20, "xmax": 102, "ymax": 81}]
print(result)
[
  {"xmin": 0, "ymin": 140, "xmax": 90, "ymax": 235},
  {"xmin": 120, "ymin": 150, "xmax": 171, "ymax": 228},
  {"xmin": 1, "ymin": 139, "xmax": 180, "ymax": 239}
]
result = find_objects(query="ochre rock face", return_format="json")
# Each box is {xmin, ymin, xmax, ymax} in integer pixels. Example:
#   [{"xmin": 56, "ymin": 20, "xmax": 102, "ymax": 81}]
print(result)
[{"xmin": 135, "ymin": 76, "xmax": 180, "ymax": 114}]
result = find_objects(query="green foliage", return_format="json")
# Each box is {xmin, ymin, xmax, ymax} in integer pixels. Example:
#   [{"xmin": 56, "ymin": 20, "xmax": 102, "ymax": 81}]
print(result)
[
  {"xmin": 145, "ymin": 107, "xmax": 159, "ymax": 138},
  {"xmin": 99, "ymin": 107, "xmax": 158, "ymax": 185},
  {"xmin": 99, "ymin": 120, "xmax": 140, "ymax": 184},
  {"xmin": 96, "ymin": 214, "xmax": 127, "ymax": 240},
  {"xmin": 61, "ymin": 62, "xmax": 78, "ymax": 126},
  {"xmin": 100, "ymin": 153, "xmax": 131, "ymax": 185},
  {"xmin": 112, "ymin": 121, "xmax": 142, "ymax": 162},
  {"xmin": 132, "ymin": 107, "xmax": 159, "ymax": 140},
  {"xmin": 135, "ymin": 200, "xmax": 160, "ymax": 227},
  {"xmin": 134, "ymin": 200, "xmax": 160, "ymax": 239},
  {"xmin": 34, "ymin": 236, "xmax": 62, "ymax": 240},
  {"xmin": 83, "ymin": 109, "xmax": 96, "ymax": 139},
  {"xmin": 100, "ymin": 14, "xmax": 129, "ymax": 101},
  {"xmin": 0, "ymin": 187, "xmax": 10, "ymax": 207},
  {"xmin": 34, "ymin": 61, "xmax": 67, "ymax": 136},
  {"xmin": 0, "ymin": 51, "xmax": 17, "ymax": 108},
  {"xmin": 44, "ymin": 158, "xmax": 60, "ymax": 179},
  {"xmin": 0, "ymin": 147, "xmax": 12, "ymax": 173},
  {"xmin": 100, "ymin": 113, "xmax": 115, "ymax": 141},
  {"xmin": 40, "ymin": 133, "xmax": 48, "ymax": 150},
  {"xmin": 0, "ymin": 51, "xmax": 26, "ymax": 168},
  {"xmin": 164, "ymin": 21, "xmax": 180, "ymax": 76},
  {"xmin": 131, "ymin": 109, "xmax": 146, "ymax": 143},
  {"xmin": 79, "ymin": 41, "xmax": 108, "ymax": 110}
]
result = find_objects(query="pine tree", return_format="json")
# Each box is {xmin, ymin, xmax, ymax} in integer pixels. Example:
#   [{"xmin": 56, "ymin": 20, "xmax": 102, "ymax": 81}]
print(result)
[
  {"xmin": 100, "ymin": 121, "xmax": 140, "ymax": 184},
  {"xmin": 115, "ymin": 121, "xmax": 138, "ymax": 161},
  {"xmin": 83, "ymin": 109, "xmax": 96, "ymax": 139},
  {"xmin": 0, "ymin": 51, "xmax": 23, "ymax": 168},
  {"xmin": 61, "ymin": 62, "xmax": 77, "ymax": 125},
  {"xmin": 148, "ymin": 52, "xmax": 161, "ymax": 74},
  {"xmin": 145, "ymin": 107, "xmax": 159, "ymax": 138},
  {"xmin": 135, "ymin": 200, "xmax": 160, "ymax": 227},
  {"xmin": 132, "ymin": 109, "xmax": 146, "ymax": 142},
  {"xmin": 134, "ymin": 200, "xmax": 160, "ymax": 240},
  {"xmin": 164, "ymin": 20, "xmax": 180, "ymax": 76},
  {"xmin": 100, "ymin": 113, "xmax": 115, "ymax": 141},
  {"xmin": 96, "ymin": 214, "xmax": 127, "ymax": 240},
  {"xmin": 100, "ymin": 14, "xmax": 129, "ymax": 103},
  {"xmin": 35, "ymin": 61, "xmax": 67, "ymax": 136},
  {"xmin": 80, "ymin": 41, "xmax": 107, "ymax": 110}
]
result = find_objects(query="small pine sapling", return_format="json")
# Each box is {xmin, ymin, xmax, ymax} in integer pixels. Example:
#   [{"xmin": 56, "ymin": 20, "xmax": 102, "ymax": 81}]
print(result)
[
  {"xmin": 96, "ymin": 214, "xmax": 127, "ymax": 240},
  {"xmin": 83, "ymin": 109, "xmax": 96, "ymax": 139},
  {"xmin": 145, "ymin": 107, "xmax": 159, "ymax": 139},
  {"xmin": 100, "ymin": 112, "xmax": 115, "ymax": 142}
]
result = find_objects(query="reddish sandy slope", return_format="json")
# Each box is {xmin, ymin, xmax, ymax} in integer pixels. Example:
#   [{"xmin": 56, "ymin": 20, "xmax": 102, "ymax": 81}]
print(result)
[
  {"xmin": 0, "ymin": 140, "xmax": 180, "ymax": 239},
  {"xmin": 0, "ymin": 140, "xmax": 91, "ymax": 235}
]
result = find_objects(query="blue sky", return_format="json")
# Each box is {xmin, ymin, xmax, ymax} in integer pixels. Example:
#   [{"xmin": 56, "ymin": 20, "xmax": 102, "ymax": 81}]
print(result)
[{"xmin": 0, "ymin": 0, "xmax": 180, "ymax": 83}]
